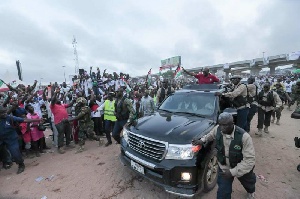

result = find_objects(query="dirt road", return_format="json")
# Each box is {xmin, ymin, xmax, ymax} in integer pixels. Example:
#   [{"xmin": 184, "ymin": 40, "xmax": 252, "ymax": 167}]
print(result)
[{"xmin": 1, "ymin": 107, "xmax": 300, "ymax": 199}]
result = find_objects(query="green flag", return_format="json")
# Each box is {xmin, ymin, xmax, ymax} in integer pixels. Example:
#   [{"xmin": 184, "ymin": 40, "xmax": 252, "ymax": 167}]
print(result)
[{"xmin": 0, "ymin": 79, "xmax": 3, "ymax": 87}]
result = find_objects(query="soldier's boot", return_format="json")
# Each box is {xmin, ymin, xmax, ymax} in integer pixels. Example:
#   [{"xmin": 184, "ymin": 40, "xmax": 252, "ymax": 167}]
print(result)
[
  {"xmin": 3, "ymin": 162, "xmax": 13, "ymax": 170},
  {"xmin": 57, "ymin": 147, "xmax": 65, "ymax": 154},
  {"xmin": 75, "ymin": 145, "xmax": 85, "ymax": 154},
  {"xmin": 271, "ymin": 117, "xmax": 275, "ymax": 123},
  {"xmin": 276, "ymin": 119, "xmax": 280, "ymax": 125},
  {"xmin": 92, "ymin": 134, "xmax": 100, "ymax": 141},
  {"xmin": 255, "ymin": 129, "xmax": 263, "ymax": 136},
  {"xmin": 264, "ymin": 126, "xmax": 269, "ymax": 133},
  {"xmin": 17, "ymin": 163, "xmax": 25, "ymax": 174}
]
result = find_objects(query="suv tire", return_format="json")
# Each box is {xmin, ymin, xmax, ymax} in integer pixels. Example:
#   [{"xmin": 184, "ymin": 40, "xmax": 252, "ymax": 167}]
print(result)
[{"xmin": 202, "ymin": 149, "xmax": 218, "ymax": 192}]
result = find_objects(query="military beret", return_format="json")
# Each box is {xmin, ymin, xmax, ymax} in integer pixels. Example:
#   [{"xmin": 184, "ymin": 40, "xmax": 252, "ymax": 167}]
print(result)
[{"xmin": 76, "ymin": 97, "xmax": 87, "ymax": 104}]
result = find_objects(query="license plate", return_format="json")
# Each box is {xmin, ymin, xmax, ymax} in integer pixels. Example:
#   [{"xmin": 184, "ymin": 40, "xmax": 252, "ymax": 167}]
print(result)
[{"xmin": 131, "ymin": 160, "xmax": 145, "ymax": 175}]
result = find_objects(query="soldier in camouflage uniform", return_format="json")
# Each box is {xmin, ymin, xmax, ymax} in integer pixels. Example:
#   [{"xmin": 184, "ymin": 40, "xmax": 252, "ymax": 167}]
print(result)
[
  {"xmin": 68, "ymin": 97, "xmax": 99, "ymax": 153},
  {"xmin": 291, "ymin": 80, "xmax": 300, "ymax": 119},
  {"xmin": 271, "ymin": 83, "xmax": 291, "ymax": 125}
]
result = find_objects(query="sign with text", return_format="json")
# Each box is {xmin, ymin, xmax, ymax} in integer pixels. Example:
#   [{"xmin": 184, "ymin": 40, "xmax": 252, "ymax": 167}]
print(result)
[{"xmin": 160, "ymin": 56, "xmax": 181, "ymax": 70}]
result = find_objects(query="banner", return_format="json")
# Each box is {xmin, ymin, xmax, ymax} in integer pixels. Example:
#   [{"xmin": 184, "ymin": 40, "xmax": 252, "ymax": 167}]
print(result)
[{"xmin": 161, "ymin": 56, "xmax": 181, "ymax": 70}]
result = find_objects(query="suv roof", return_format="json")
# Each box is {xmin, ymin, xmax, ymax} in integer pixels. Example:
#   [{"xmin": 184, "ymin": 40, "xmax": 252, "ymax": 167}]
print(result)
[{"xmin": 181, "ymin": 84, "xmax": 223, "ymax": 92}]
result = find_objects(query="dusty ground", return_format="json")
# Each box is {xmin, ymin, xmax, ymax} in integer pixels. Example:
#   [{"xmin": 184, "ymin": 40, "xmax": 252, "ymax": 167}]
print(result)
[{"xmin": 0, "ymin": 106, "xmax": 300, "ymax": 199}]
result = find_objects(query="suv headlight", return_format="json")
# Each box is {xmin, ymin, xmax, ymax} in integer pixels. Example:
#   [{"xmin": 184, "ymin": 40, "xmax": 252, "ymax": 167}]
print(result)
[
  {"xmin": 122, "ymin": 128, "xmax": 130, "ymax": 143},
  {"xmin": 165, "ymin": 144, "xmax": 195, "ymax": 160}
]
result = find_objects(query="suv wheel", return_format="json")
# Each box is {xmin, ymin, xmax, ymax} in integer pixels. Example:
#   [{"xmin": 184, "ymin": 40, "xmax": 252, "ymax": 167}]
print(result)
[{"xmin": 202, "ymin": 149, "xmax": 218, "ymax": 192}]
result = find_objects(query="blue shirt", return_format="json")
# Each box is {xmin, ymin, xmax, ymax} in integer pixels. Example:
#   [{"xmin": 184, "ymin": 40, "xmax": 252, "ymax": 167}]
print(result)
[{"xmin": 0, "ymin": 116, "xmax": 24, "ymax": 140}]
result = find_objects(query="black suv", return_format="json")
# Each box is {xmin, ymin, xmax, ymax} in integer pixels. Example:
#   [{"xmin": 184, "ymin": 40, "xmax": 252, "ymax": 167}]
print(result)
[{"xmin": 120, "ymin": 84, "xmax": 231, "ymax": 197}]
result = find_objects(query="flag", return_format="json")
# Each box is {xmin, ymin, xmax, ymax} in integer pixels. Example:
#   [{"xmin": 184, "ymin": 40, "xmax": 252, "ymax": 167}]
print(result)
[
  {"xmin": 146, "ymin": 68, "xmax": 152, "ymax": 87},
  {"xmin": 123, "ymin": 81, "xmax": 132, "ymax": 94},
  {"xmin": 0, "ymin": 79, "xmax": 3, "ymax": 87},
  {"xmin": 10, "ymin": 80, "xmax": 17, "ymax": 87},
  {"xmin": 174, "ymin": 66, "xmax": 182, "ymax": 79}
]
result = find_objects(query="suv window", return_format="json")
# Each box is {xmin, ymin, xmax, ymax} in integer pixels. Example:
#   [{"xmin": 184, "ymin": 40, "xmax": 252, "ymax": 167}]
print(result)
[{"xmin": 159, "ymin": 93, "xmax": 216, "ymax": 116}]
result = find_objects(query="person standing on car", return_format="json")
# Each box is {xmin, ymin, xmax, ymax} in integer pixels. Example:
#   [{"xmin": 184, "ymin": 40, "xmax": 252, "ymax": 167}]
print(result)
[
  {"xmin": 216, "ymin": 75, "xmax": 249, "ymax": 131},
  {"xmin": 113, "ymin": 88, "xmax": 136, "ymax": 144},
  {"xmin": 256, "ymin": 83, "xmax": 282, "ymax": 136},
  {"xmin": 192, "ymin": 112, "xmax": 256, "ymax": 199},
  {"xmin": 182, "ymin": 67, "xmax": 220, "ymax": 84},
  {"xmin": 156, "ymin": 80, "xmax": 174, "ymax": 104},
  {"xmin": 245, "ymin": 77, "xmax": 258, "ymax": 133}
]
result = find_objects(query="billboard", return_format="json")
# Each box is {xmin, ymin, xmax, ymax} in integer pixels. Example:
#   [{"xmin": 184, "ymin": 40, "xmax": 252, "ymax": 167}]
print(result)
[{"xmin": 160, "ymin": 56, "xmax": 181, "ymax": 70}]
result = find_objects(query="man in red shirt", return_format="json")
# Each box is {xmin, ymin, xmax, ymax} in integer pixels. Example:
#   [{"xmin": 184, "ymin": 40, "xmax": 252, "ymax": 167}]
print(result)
[
  {"xmin": 50, "ymin": 88, "xmax": 75, "ymax": 154},
  {"xmin": 183, "ymin": 67, "xmax": 220, "ymax": 84}
]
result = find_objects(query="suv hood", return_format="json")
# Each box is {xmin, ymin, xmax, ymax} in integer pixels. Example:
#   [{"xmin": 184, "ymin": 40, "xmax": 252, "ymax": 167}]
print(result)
[{"xmin": 129, "ymin": 111, "xmax": 215, "ymax": 144}]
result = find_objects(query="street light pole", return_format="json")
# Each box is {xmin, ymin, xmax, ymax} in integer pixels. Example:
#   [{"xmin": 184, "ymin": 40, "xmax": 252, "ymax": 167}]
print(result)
[
  {"xmin": 39, "ymin": 77, "xmax": 43, "ymax": 88},
  {"xmin": 62, "ymin": 66, "xmax": 66, "ymax": 83}
]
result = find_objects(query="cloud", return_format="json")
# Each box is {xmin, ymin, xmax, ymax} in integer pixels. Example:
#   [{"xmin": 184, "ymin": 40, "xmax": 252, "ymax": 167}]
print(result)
[{"xmin": 0, "ymin": 0, "xmax": 299, "ymax": 84}]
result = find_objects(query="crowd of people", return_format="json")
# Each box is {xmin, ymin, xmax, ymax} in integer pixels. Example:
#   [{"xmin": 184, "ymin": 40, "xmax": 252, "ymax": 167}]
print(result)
[{"xmin": 0, "ymin": 65, "xmax": 299, "ymax": 199}]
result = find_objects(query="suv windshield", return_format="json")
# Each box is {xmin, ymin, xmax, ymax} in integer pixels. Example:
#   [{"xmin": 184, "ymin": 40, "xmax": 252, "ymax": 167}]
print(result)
[{"xmin": 159, "ymin": 92, "xmax": 216, "ymax": 116}]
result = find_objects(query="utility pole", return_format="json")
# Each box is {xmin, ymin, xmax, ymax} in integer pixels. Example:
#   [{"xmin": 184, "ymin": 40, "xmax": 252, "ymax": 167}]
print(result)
[
  {"xmin": 39, "ymin": 77, "xmax": 43, "ymax": 88},
  {"xmin": 72, "ymin": 36, "xmax": 79, "ymax": 74}
]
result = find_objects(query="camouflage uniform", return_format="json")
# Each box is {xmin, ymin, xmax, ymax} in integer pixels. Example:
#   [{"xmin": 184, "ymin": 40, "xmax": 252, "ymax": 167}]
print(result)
[
  {"xmin": 76, "ymin": 98, "xmax": 98, "ymax": 152},
  {"xmin": 291, "ymin": 81, "xmax": 300, "ymax": 115},
  {"xmin": 271, "ymin": 87, "xmax": 285, "ymax": 124}
]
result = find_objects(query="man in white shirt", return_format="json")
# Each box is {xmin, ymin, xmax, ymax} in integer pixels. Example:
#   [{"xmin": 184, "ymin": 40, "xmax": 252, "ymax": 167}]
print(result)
[{"xmin": 139, "ymin": 90, "xmax": 154, "ymax": 117}]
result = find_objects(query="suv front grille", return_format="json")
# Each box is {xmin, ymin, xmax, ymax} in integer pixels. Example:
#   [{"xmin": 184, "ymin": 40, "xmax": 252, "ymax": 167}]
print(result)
[{"xmin": 128, "ymin": 132, "xmax": 167, "ymax": 160}]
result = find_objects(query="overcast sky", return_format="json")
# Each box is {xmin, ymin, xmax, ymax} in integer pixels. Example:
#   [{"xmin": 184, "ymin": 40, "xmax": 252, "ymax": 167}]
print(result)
[{"xmin": 0, "ymin": 0, "xmax": 299, "ymax": 84}]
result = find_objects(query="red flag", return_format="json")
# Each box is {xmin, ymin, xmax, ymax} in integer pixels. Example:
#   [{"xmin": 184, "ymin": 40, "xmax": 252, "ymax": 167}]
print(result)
[{"xmin": 174, "ymin": 65, "xmax": 181, "ymax": 77}]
